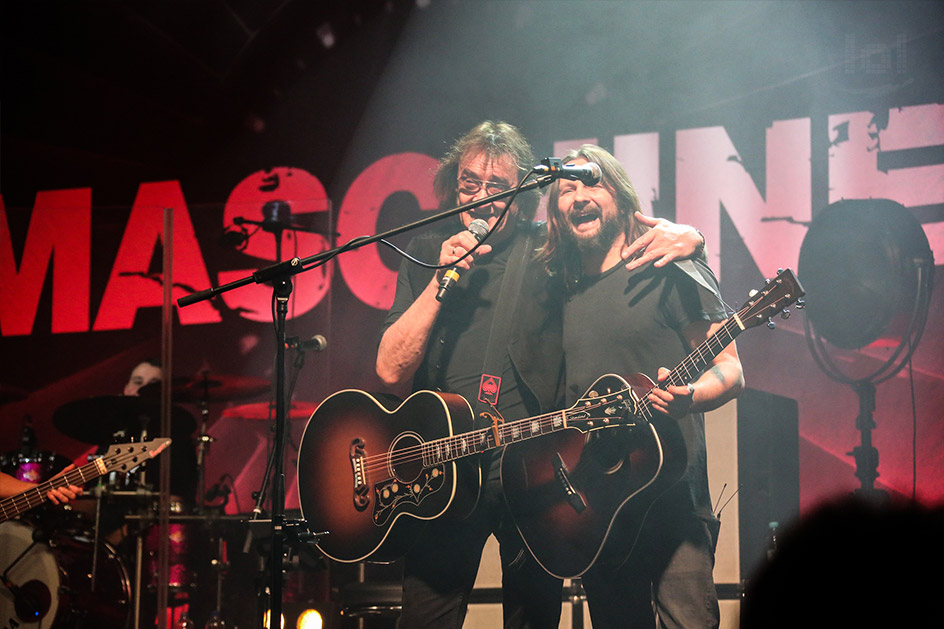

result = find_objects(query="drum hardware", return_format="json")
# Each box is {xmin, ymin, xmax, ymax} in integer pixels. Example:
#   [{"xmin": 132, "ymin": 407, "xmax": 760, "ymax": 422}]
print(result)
[
  {"xmin": 220, "ymin": 400, "xmax": 318, "ymax": 422},
  {"xmin": 139, "ymin": 371, "xmax": 270, "ymax": 512},
  {"xmin": 1, "ymin": 524, "xmax": 55, "ymax": 623},
  {"xmin": 137, "ymin": 372, "xmax": 271, "ymax": 406},
  {"xmin": 209, "ymin": 526, "xmax": 230, "ymax": 615},
  {"xmin": 125, "ymin": 510, "xmax": 248, "ymax": 624},
  {"xmin": 1, "ymin": 418, "xmax": 71, "ymax": 488},
  {"xmin": 0, "ymin": 520, "xmax": 131, "ymax": 628},
  {"xmin": 52, "ymin": 396, "xmax": 197, "ymax": 445}
]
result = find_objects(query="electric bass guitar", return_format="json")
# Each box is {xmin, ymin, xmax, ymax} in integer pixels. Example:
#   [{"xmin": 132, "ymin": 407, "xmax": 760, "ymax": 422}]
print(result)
[
  {"xmin": 0, "ymin": 438, "xmax": 172, "ymax": 523},
  {"xmin": 500, "ymin": 268, "xmax": 805, "ymax": 578}
]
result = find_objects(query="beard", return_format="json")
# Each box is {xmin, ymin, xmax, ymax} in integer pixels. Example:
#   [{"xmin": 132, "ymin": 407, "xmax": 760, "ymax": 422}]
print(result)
[{"xmin": 569, "ymin": 212, "xmax": 625, "ymax": 255}]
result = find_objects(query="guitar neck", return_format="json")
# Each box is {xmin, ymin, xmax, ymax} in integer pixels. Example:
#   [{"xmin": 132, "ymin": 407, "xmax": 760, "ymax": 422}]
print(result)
[
  {"xmin": 639, "ymin": 315, "xmax": 744, "ymax": 420},
  {"xmin": 0, "ymin": 459, "xmax": 102, "ymax": 524},
  {"xmin": 423, "ymin": 408, "xmax": 570, "ymax": 467},
  {"xmin": 423, "ymin": 316, "xmax": 746, "ymax": 465},
  {"xmin": 0, "ymin": 438, "xmax": 169, "ymax": 523}
]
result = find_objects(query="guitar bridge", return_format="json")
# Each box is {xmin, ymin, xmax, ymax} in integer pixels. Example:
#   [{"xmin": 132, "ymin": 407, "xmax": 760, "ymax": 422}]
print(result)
[
  {"xmin": 553, "ymin": 452, "xmax": 586, "ymax": 513},
  {"xmin": 350, "ymin": 438, "xmax": 369, "ymax": 511}
]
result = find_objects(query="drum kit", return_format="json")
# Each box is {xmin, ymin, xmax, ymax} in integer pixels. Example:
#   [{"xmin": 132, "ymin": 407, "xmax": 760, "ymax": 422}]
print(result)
[{"xmin": 0, "ymin": 373, "xmax": 318, "ymax": 629}]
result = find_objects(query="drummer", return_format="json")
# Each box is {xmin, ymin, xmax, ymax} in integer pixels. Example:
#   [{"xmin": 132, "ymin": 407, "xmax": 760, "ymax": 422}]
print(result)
[
  {"xmin": 124, "ymin": 359, "xmax": 163, "ymax": 397},
  {"xmin": 119, "ymin": 359, "xmax": 199, "ymax": 506},
  {"xmin": 0, "ymin": 469, "xmax": 83, "ymax": 504}
]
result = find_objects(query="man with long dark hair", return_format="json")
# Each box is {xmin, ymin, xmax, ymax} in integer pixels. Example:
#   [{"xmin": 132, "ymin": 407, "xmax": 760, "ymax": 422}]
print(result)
[
  {"xmin": 376, "ymin": 123, "xmax": 706, "ymax": 627},
  {"xmin": 543, "ymin": 144, "xmax": 744, "ymax": 628}
]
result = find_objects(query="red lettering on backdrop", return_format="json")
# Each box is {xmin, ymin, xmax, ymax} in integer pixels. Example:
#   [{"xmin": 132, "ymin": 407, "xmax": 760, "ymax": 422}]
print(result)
[
  {"xmin": 93, "ymin": 182, "xmax": 219, "ymax": 330},
  {"xmin": 676, "ymin": 118, "xmax": 812, "ymax": 280},
  {"xmin": 337, "ymin": 153, "xmax": 439, "ymax": 310},
  {"xmin": 1, "ymin": 189, "xmax": 91, "ymax": 336},
  {"xmin": 218, "ymin": 167, "xmax": 332, "ymax": 322}
]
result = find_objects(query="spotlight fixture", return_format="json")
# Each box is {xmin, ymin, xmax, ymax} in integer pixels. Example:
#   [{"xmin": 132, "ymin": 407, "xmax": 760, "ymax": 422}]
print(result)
[{"xmin": 798, "ymin": 198, "xmax": 933, "ymax": 498}]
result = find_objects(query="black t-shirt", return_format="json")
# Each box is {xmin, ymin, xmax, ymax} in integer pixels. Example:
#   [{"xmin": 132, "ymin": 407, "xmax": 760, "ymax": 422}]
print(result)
[
  {"xmin": 382, "ymin": 224, "xmax": 527, "ymax": 423},
  {"xmin": 562, "ymin": 258, "xmax": 728, "ymax": 515}
]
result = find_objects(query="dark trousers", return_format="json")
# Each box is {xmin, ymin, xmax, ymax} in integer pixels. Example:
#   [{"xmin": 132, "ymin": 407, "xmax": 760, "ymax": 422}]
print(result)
[
  {"xmin": 581, "ymin": 503, "xmax": 721, "ymax": 629},
  {"xmin": 398, "ymin": 454, "xmax": 563, "ymax": 629}
]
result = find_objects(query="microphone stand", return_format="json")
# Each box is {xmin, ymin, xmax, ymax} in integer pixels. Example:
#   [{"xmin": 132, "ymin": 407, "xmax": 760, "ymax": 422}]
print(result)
[{"xmin": 177, "ymin": 172, "xmax": 557, "ymax": 627}]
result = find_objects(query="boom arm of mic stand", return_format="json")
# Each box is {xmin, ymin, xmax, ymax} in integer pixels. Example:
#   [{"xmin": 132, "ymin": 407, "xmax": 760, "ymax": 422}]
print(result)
[{"xmin": 176, "ymin": 174, "xmax": 555, "ymax": 309}]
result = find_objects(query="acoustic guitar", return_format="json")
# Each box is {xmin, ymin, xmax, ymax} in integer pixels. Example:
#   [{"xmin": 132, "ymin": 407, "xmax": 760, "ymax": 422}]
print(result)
[{"xmin": 500, "ymin": 269, "xmax": 805, "ymax": 577}]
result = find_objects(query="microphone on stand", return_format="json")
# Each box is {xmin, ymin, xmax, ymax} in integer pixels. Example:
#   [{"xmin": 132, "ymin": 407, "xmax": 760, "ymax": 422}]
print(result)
[
  {"xmin": 284, "ymin": 335, "xmax": 327, "ymax": 352},
  {"xmin": 532, "ymin": 159, "xmax": 603, "ymax": 186},
  {"xmin": 205, "ymin": 478, "xmax": 232, "ymax": 504},
  {"xmin": 436, "ymin": 219, "xmax": 490, "ymax": 302}
]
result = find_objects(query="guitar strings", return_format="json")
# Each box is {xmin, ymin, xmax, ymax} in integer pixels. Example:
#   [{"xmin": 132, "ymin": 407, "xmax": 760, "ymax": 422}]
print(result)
[
  {"xmin": 357, "ymin": 406, "xmax": 599, "ymax": 480},
  {"xmin": 0, "ymin": 464, "xmax": 92, "ymax": 520},
  {"xmin": 357, "ymin": 408, "xmax": 570, "ymax": 474}
]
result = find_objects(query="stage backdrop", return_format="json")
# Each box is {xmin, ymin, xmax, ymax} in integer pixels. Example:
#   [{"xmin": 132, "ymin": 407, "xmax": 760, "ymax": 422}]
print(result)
[{"xmin": 2, "ymin": 1, "xmax": 943, "ymax": 520}]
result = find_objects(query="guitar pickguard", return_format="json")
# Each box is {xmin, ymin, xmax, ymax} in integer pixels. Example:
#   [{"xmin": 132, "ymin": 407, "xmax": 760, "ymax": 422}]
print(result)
[{"xmin": 372, "ymin": 464, "xmax": 446, "ymax": 526}]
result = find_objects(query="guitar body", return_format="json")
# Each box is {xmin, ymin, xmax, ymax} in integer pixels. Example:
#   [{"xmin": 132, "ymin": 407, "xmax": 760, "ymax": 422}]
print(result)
[
  {"xmin": 500, "ymin": 373, "xmax": 687, "ymax": 578},
  {"xmin": 297, "ymin": 389, "xmax": 480, "ymax": 563}
]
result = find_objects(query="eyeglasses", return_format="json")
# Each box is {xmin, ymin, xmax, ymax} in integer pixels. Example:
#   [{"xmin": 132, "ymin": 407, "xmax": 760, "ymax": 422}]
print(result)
[{"xmin": 457, "ymin": 174, "xmax": 512, "ymax": 197}]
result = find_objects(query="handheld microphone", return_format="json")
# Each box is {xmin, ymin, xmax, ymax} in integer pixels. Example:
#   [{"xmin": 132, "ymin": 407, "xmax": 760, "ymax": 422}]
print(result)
[
  {"xmin": 532, "ymin": 159, "xmax": 603, "ymax": 186},
  {"xmin": 436, "ymin": 219, "xmax": 490, "ymax": 302},
  {"xmin": 285, "ymin": 334, "xmax": 327, "ymax": 352}
]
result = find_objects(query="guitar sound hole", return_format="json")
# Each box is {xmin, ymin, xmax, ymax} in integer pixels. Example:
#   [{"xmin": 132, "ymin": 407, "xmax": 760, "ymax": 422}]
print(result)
[
  {"xmin": 388, "ymin": 432, "xmax": 424, "ymax": 482},
  {"xmin": 585, "ymin": 430, "xmax": 628, "ymax": 474}
]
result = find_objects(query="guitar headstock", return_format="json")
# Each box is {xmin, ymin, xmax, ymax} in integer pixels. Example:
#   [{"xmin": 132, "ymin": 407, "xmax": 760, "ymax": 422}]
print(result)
[
  {"xmin": 738, "ymin": 268, "xmax": 806, "ymax": 330},
  {"xmin": 569, "ymin": 375, "xmax": 638, "ymax": 431}
]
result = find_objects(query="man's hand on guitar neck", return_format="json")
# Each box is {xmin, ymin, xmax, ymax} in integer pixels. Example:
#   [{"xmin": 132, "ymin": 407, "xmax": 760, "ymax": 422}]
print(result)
[
  {"xmin": 647, "ymin": 368, "xmax": 697, "ymax": 419},
  {"xmin": 46, "ymin": 464, "xmax": 83, "ymax": 504},
  {"xmin": 0, "ymin": 464, "xmax": 83, "ymax": 504},
  {"xmin": 648, "ymin": 319, "xmax": 744, "ymax": 419}
]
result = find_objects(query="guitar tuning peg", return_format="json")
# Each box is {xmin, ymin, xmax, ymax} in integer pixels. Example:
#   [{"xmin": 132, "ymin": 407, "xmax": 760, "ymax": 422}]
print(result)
[
  {"xmin": 748, "ymin": 289, "xmax": 759, "ymax": 298},
  {"xmin": 764, "ymin": 278, "xmax": 772, "ymax": 285},
  {"xmin": 767, "ymin": 318, "xmax": 777, "ymax": 329},
  {"xmin": 795, "ymin": 299, "xmax": 805, "ymax": 309},
  {"xmin": 780, "ymin": 309, "xmax": 791, "ymax": 320},
  {"xmin": 777, "ymin": 268, "xmax": 784, "ymax": 274}
]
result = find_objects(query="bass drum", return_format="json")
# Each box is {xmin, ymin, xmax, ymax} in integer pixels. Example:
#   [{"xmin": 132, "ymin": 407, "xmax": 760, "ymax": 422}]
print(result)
[{"xmin": 0, "ymin": 520, "xmax": 131, "ymax": 628}]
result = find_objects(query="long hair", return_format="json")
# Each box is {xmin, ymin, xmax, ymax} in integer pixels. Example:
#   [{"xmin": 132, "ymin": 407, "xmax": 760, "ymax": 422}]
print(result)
[
  {"xmin": 432, "ymin": 120, "xmax": 539, "ymax": 224},
  {"xmin": 541, "ymin": 144, "xmax": 647, "ymax": 289}
]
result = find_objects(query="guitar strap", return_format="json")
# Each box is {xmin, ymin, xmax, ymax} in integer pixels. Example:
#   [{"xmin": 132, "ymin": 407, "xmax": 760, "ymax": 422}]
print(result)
[{"xmin": 474, "ymin": 223, "xmax": 535, "ymax": 426}]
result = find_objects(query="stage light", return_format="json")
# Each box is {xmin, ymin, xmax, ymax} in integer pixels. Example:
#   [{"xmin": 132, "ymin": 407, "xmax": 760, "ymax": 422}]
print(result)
[
  {"xmin": 798, "ymin": 198, "xmax": 934, "ymax": 498},
  {"xmin": 296, "ymin": 608, "xmax": 324, "ymax": 629},
  {"xmin": 263, "ymin": 610, "xmax": 286, "ymax": 629},
  {"xmin": 316, "ymin": 23, "xmax": 336, "ymax": 49}
]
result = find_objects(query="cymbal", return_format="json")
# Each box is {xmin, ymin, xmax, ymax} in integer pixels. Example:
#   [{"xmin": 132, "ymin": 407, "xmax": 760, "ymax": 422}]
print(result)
[
  {"xmin": 139, "ymin": 374, "xmax": 270, "ymax": 403},
  {"xmin": 0, "ymin": 384, "xmax": 28, "ymax": 405},
  {"xmin": 52, "ymin": 396, "xmax": 197, "ymax": 445},
  {"xmin": 221, "ymin": 400, "xmax": 317, "ymax": 421}
]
